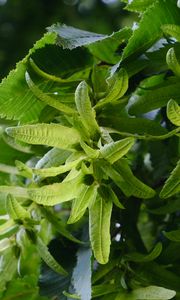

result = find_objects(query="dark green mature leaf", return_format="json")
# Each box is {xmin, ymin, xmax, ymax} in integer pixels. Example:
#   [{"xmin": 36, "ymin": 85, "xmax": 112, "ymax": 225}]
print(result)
[
  {"xmin": 125, "ymin": 242, "xmax": 162, "ymax": 262},
  {"xmin": 128, "ymin": 78, "xmax": 180, "ymax": 115},
  {"xmin": 163, "ymin": 229, "xmax": 180, "ymax": 242},
  {"xmin": 0, "ymin": 33, "xmax": 56, "ymax": 122},
  {"xmin": 36, "ymin": 237, "xmax": 67, "ymax": 276},
  {"xmin": 89, "ymin": 193, "xmax": 112, "ymax": 264},
  {"xmin": 122, "ymin": 0, "xmax": 180, "ymax": 60},
  {"xmin": 88, "ymin": 28, "xmax": 132, "ymax": 64},
  {"xmin": 6, "ymin": 123, "xmax": 81, "ymax": 150},
  {"xmin": 71, "ymin": 247, "xmax": 92, "ymax": 300},
  {"xmin": 99, "ymin": 117, "xmax": 168, "ymax": 136},
  {"xmin": 160, "ymin": 159, "xmax": 180, "ymax": 198}
]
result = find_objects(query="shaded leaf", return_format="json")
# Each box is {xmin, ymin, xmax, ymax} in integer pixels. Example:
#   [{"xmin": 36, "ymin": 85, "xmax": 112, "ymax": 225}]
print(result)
[
  {"xmin": 163, "ymin": 229, "xmax": 180, "ymax": 242},
  {"xmin": 125, "ymin": 242, "xmax": 162, "ymax": 262}
]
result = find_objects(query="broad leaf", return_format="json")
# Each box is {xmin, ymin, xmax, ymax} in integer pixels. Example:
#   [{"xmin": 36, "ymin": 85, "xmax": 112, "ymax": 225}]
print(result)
[
  {"xmin": 167, "ymin": 99, "xmax": 180, "ymax": 126},
  {"xmin": 89, "ymin": 193, "xmax": 112, "ymax": 264},
  {"xmin": 6, "ymin": 123, "xmax": 81, "ymax": 150},
  {"xmin": 122, "ymin": 0, "xmax": 180, "ymax": 60},
  {"xmin": 131, "ymin": 285, "xmax": 176, "ymax": 300}
]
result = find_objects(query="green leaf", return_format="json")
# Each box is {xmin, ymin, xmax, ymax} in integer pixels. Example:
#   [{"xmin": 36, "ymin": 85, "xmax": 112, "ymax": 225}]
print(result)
[
  {"xmin": 80, "ymin": 141, "xmax": 99, "ymax": 159},
  {"xmin": 128, "ymin": 78, "xmax": 180, "ymax": 115},
  {"xmin": 162, "ymin": 24, "xmax": 180, "ymax": 41},
  {"xmin": 33, "ymin": 154, "xmax": 84, "ymax": 178},
  {"xmin": 0, "ymin": 33, "xmax": 56, "ymax": 122},
  {"xmin": 125, "ymin": 242, "xmax": 162, "ymax": 262},
  {"xmin": 25, "ymin": 72, "xmax": 76, "ymax": 115},
  {"xmin": 99, "ymin": 117, "xmax": 168, "ymax": 136},
  {"xmin": 163, "ymin": 229, "xmax": 180, "ymax": 242},
  {"xmin": 0, "ymin": 220, "xmax": 19, "ymax": 240},
  {"xmin": 41, "ymin": 207, "xmax": 83, "ymax": 244},
  {"xmin": 95, "ymin": 69, "xmax": 128, "ymax": 109},
  {"xmin": 99, "ymin": 185, "xmax": 124, "ymax": 209},
  {"xmin": 131, "ymin": 285, "xmax": 176, "ymax": 299},
  {"xmin": 6, "ymin": 123, "xmax": 81, "ymax": 150},
  {"xmin": 28, "ymin": 172, "xmax": 84, "ymax": 205},
  {"xmin": 166, "ymin": 47, "xmax": 180, "ymax": 77},
  {"xmin": 15, "ymin": 160, "xmax": 33, "ymax": 179},
  {"xmin": 68, "ymin": 184, "xmax": 98, "ymax": 224},
  {"xmin": 87, "ymin": 28, "xmax": 132, "ymax": 64},
  {"xmin": 100, "ymin": 137, "xmax": 135, "ymax": 164},
  {"xmin": 122, "ymin": 0, "xmax": 180, "ymax": 60},
  {"xmin": 75, "ymin": 81, "xmax": 100, "ymax": 138},
  {"xmin": 125, "ymin": 0, "xmax": 153, "ymax": 13},
  {"xmin": 35, "ymin": 147, "xmax": 70, "ymax": 169},
  {"xmin": 160, "ymin": 160, "xmax": 180, "ymax": 198},
  {"xmin": 36, "ymin": 237, "xmax": 67, "ymax": 276},
  {"xmin": 48, "ymin": 23, "xmax": 107, "ymax": 49},
  {"xmin": 167, "ymin": 99, "xmax": 180, "ymax": 126},
  {"xmin": 89, "ymin": 193, "xmax": 112, "ymax": 264},
  {"xmin": 71, "ymin": 247, "xmax": 92, "ymax": 300},
  {"xmin": 6, "ymin": 194, "xmax": 30, "ymax": 221}
]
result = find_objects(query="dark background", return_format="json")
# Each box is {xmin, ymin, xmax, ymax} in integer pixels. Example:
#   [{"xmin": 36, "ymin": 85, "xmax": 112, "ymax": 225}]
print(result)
[{"xmin": 0, "ymin": 0, "xmax": 136, "ymax": 79}]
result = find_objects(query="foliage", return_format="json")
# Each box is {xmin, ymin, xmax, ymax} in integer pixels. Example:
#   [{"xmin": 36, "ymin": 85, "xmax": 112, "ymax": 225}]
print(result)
[{"xmin": 0, "ymin": 0, "xmax": 180, "ymax": 299}]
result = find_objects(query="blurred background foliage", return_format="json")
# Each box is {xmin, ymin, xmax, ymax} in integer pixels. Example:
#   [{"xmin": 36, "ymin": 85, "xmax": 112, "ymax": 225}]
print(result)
[{"xmin": 0, "ymin": 0, "xmax": 136, "ymax": 79}]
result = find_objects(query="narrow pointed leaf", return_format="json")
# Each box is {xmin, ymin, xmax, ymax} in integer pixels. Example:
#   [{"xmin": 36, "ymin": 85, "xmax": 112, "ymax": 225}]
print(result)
[
  {"xmin": 132, "ymin": 286, "xmax": 176, "ymax": 299},
  {"xmin": 15, "ymin": 160, "xmax": 33, "ymax": 179},
  {"xmin": 68, "ymin": 184, "xmax": 98, "ymax": 224},
  {"xmin": 6, "ymin": 123, "xmax": 81, "ymax": 150},
  {"xmin": 160, "ymin": 160, "xmax": 180, "ymax": 198},
  {"xmin": 163, "ymin": 229, "xmax": 180, "ymax": 242},
  {"xmin": 36, "ymin": 237, "xmax": 67, "ymax": 276},
  {"xmin": 100, "ymin": 137, "xmax": 135, "ymax": 164},
  {"xmin": 25, "ymin": 72, "xmax": 76, "ymax": 114},
  {"xmin": 125, "ymin": 242, "xmax": 162, "ymax": 262},
  {"xmin": 6, "ymin": 194, "xmax": 30, "ymax": 221},
  {"xmin": 89, "ymin": 194, "xmax": 112, "ymax": 264},
  {"xmin": 0, "ymin": 220, "xmax": 19, "ymax": 240},
  {"xmin": 28, "ymin": 172, "xmax": 84, "ymax": 205},
  {"xmin": 0, "ymin": 186, "xmax": 28, "ymax": 198},
  {"xmin": 35, "ymin": 148, "xmax": 70, "ymax": 169},
  {"xmin": 80, "ymin": 141, "xmax": 99, "ymax": 159},
  {"xmin": 95, "ymin": 69, "xmax": 128, "ymax": 108},
  {"xmin": 166, "ymin": 47, "xmax": 180, "ymax": 77},
  {"xmin": 75, "ymin": 81, "xmax": 100, "ymax": 138},
  {"xmin": 167, "ymin": 99, "xmax": 180, "ymax": 126},
  {"xmin": 99, "ymin": 185, "xmax": 124, "ymax": 209},
  {"xmin": 114, "ymin": 160, "xmax": 156, "ymax": 199}
]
